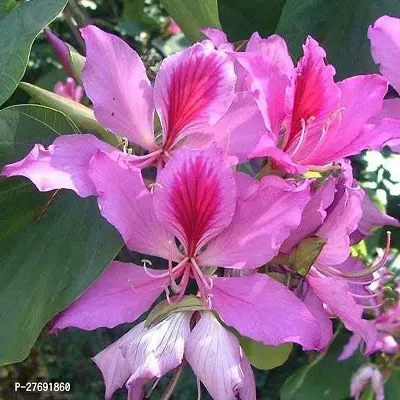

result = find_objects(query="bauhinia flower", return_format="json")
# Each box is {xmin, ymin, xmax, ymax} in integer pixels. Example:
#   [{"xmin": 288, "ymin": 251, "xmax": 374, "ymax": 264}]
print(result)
[
  {"xmin": 368, "ymin": 15, "xmax": 400, "ymax": 151},
  {"xmin": 3, "ymin": 24, "xmax": 262, "ymax": 194},
  {"xmin": 93, "ymin": 311, "xmax": 256, "ymax": 399},
  {"xmin": 50, "ymin": 147, "xmax": 322, "ymax": 347},
  {"xmin": 234, "ymin": 32, "xmax": 400, "ymax": 173}
]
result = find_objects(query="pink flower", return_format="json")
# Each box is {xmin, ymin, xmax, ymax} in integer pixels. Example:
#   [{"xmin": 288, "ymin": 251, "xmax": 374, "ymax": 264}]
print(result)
[
  {"xmin": 350, "ymin": 365, "xmax": 384, "ymax": 400},
  {"xmin": 93, "ymin": 311, "xmax": 256, "ymax": 400},
  {"xmin": 168, "ymin": 19, "xmax": 182, "ymax": 35},
  {"xmin": 368, "ymin": 15, "xmax": 400, "ymax": 151},
  {"xmin": 54, "ymin": 77, "xmax": 84, "ymax": 103},
  {"xmin": 50, "ymin": 146, "xmax": 322, "ymax": 351},
  {"xmin": 2, "ymin": 25, "xmax": 263, "ymax": 194},
  {"xmin": 280, "ymin": 166, "xmax": 384, "ymax": 351},
  {"xmin": 235, "ymin": 33, "xmax": 400, "ymax": 172}
]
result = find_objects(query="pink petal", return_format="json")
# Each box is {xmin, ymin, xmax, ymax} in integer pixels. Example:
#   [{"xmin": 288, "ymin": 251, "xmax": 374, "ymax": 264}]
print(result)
[
  {"xmin": 154, "ymin": 147, "xmax": 236, "ymax": 258},
  {"xmin": 316, "ymin": 179, "xmax": 364, "ymax": 266},
  {"xmin": 281, "ymin": 177, "xmax": 336, "ymax": 253},
  {"xmin": 122, "ymin": 313, "xmax": 191, "ymax": 396},
  {"xmin": 235, "ymin": 51, "xmax": 289, "ymax": 136},
  {"xmin": 51, "ymin": 261, "xmax": 168, "ymax": 332},
  {"xmin": 238, "ymin": 353, "xmax": 257, "ymax": 400},
  {"xmin": 307, "ymin": 275, "xmax": 378, "ymax": 354},
  {"xmin": 245, "ymin": 32, "xmax": 294, "ymax": 78},
  {"xmin": 154, "ymin": 43, "xmax": 236, "ymax": 150},
  {"xmin": 352, "ymin": 191, "xmax": 399, "ymax": 243},
  {"xmin": 204, "ymin": 92, "xmax": 266, "ymax": 163},
  {"xmin": 211, "ymin": 274, "xmax": 322, "ymax": 350},
  {"xmin": 338, "ymin": 333, "xmax": 362, "ymax": 361},
  {"xmin": 368, "ymin": 15, "xmax": 400, "ymax": 95},
  {"xmin": 199, "ymin": 177, "xmax": 311, "ymax": 269},
  {"xmin": 80, "ymin": 25, "xmax": 156, "ymax": 151},
  {"xmin": 302, "ymin": 287, "xmax": 333, "ymax": 349},
  {"xmin": 283, "ymin": 36, "xmax": 340, "ymax": 159},
  {"xmin": 308, "ymin": 74, "xmax": 391, "ymax": 165},
  {"xmin": 93, "ymin": 329, "xmax": 134, "ymax": 399},
  {"xmin": 88, "ymin": 151, "xmax": 179, "ymax": 260},
  {"xmin": 201, "ymin": 28, "xmax": 234, "ymax": 51},
  {"xmin": 374, "ymin": 99, "xmax": 400, "ymax": 152},
  {"xmin": 54, "ymin": 78, "xmax": 84, "ymax": 103},
  {"xmin": 185, "ymin": 311, "xmax": 255, "ymax": 400},
  {"xmin": 2, "ymin": 134, "xmax": 117, "ymax": 197}
]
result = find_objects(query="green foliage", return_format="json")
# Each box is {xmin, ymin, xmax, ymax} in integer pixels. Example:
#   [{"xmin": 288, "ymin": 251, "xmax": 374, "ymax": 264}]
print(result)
[
  {"xmin": 280, "ymin": 328, "xmax": 368, "ymax": 400},
  {"xmin": 276, "ymin": 0, "xmax": 400, "ymax": 79},
  {"xmin": 0, "ymin": 0, "xmax": 68, "ymax": 106},
  {"xmin": 0, "ymin": 105, "xmax": 123, "ymax": 365},
  {"xmin": 219, "ymin": 0, "xmax": 286, "ymax": 42},
  {"xmin": 240, "ymin": 336, "xmax": 293, "ymax": 371},
  {"xmin": 162, "ymin": 0, "xmax": 221, "ymax": 42},
  {"xmin": 19, "ymin": 82, "xmax": 118, "ymax": 145}
]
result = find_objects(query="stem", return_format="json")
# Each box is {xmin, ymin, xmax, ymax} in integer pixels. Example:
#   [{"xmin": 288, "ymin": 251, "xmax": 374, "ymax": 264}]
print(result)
[{"xmin": 160, "ymin": 363, "xmax": 184, "ymax": 400}]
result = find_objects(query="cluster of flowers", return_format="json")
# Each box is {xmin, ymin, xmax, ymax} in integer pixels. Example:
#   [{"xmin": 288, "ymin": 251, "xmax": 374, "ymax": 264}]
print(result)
[{"xmin": 3, "ymin": 15, "xmax": 400, "ymax": 400}]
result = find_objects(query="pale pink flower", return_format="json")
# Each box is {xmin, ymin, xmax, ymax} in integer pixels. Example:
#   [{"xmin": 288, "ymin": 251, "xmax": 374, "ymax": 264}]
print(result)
[
  {"xmin": 54, "ymin": 77, "xmax": 84, "ymax": 103},
  {"xmin": 168, "ymin": 19, "xmax": 182, "ymax": 35},
  {"xmin": 350, "ymin": 365, "xmax": 385, "ymax": 400}
]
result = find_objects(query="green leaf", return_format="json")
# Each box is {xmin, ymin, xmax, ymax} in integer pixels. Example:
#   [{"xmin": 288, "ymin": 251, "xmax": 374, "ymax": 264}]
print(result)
[
  {"xmin": 19, "ymin": 82, "xmax": 119, "ymax": 146},
  {"xmin": 385, "ymin": 370, "xmax": 400, "ymax": 400},
  {"xmin": 0, "ymin": 104, "xmax": 79, "ymax": 166},
  {"xmin": 239, "ymin": 336, "xmax": 293, "ymax": 370},
  {"xmin": 280, "ymin": 327, "xmax": 368, "ymax": 400},
  {"xmin": 218, "ymin": 0, "xmax": 286, "ymax": 42},
  {"xmin": 145, "ymin": 295, "xmax": 207, "ymax": 328},
  {"xmin": 0, "ymin": 105, "xmax": 123, "ymax": 365},
  {"xmin": 162, "ymin": 0, "xmax": 221, "ymax": 42},
  {"xmin": 0, "ymin": 0, "xmax": 68, "ymax": 105},
  {"xmin": 277, "ymin": 0, "xmax": 400, "ymax": 79}
]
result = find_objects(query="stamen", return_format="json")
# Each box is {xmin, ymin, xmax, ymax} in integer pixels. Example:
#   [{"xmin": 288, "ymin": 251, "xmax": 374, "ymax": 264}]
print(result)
[
  {"xmin": 288, "ymin": 118, "xmax": 308, "ymax": 157},
  {"xmin": 318, "ymin": 232, "xmax": 391, "ymax": 279},
  {"xmin": 206, "ymin": 294, "xmax": 213, "ymax": 310},
  {"xmin": 164, "ymin": 286, "xmax": 173, "ymax": 304},
  {"xmin": 361, "ymin": 298, "xmax": 394, "ymax": 310},
  {"xmin": 145, "ymin": 378, "xmax": 161, "ymax": 399},
  {"xmin": 191, "ymin": 258, "xmax": 214, "ymax": 290}
]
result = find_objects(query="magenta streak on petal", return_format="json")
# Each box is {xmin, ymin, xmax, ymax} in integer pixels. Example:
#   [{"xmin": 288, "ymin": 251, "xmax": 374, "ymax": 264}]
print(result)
[
  {"xmin": 162, "ymin": 54, "xmax": 225, "ymax": 149},
  {"xmin": 170, "ymin": 155, "xmax": 221, "ymax": 257}
]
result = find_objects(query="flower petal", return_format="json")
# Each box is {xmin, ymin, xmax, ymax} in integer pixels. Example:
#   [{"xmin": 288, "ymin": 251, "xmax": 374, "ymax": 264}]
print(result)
[
  {"xmin": 154, "ymin": 43, "xmax": 236, "ymax": 150},
  {"xmin": 307, "ymin": 275, "xmax": 378, "ymax": 354},
  {"xmin": 316, "ymin": 180, "xmax": 364, "ymax": 266},
  {"xmin": 199, "ymin": 177, "xmax": 311, "ymax": 269},
  {"xmin": 351, "ymin": 191, "xmax": 399, "ymax": 243},
  {"xmin": 306, "ymin": 74, "xmax": 392, "ymax": 165},
  {"xmin": 185, "ymin": 311, "xmax": 255, "ymax": 400},
  {"xmin": 201, "ymin": 28, "xmax": 234, "ymax": 51},
  {"xmin": 93, "ymin": 329, "xmax": 134, "ymax": 399},
  {"xmin": 368, "ymin": 15, "xmax": 400, "ymax": 94},
  {"xmin": 284, "ymin": 36, "xmax": 341, "ymax": 159},
  {"xmin": 2, "ymin": 134, "xmax": 117, "ymax": 197},
  {"xmin": 302, "ymin": 287, "xmax": 333, "ymax": 350},
  {"xmin": 44, "ymin": 29, "xmax": 73, "ymax": 77},
  {"xmin": 154, "ymin": 147, "xmax": 236, "ymax": 257},
  {"xmin": 88, "ymin": 151, "xmax": 178, "ymax": 260},
  {"xmin": 338, "ymin": 333, "xmax": 362, "ymax": 361},
  {"xmin": 203, "ymin": 92, "xmax": 266, "ymax": 163},
  {"xmin": 281, "ymin": 177, "xmax": 336, "ymax": 253},
  {"xmin": 80, "ymin": 25, "xmax": 156, "ymax": 151},
  {"xmin": 245, "ymin": 32, "xmax": 294, "ymax": 78},
  {"xmin": 51, "ymin": 261, "xmax": 168, "ymax": 331},
  {"xmin": 211, "ymin": 274, "xmax": 321, "ymax": 350},
  {"xmin": 122, "ymin": 313, "xmax": 191, "ymax": 396}
]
